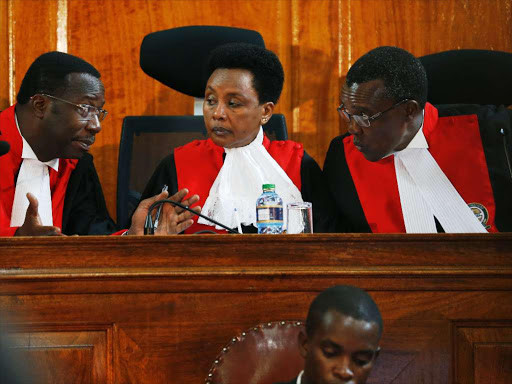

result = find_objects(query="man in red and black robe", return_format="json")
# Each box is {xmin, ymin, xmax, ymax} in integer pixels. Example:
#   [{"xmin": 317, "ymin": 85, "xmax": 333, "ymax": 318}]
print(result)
[
  {"xmin": 0, "ymin": 104, "xmax": 116, "ymax": 236},
  {"xmin": 324, "ymin": 46, "xmax": 512, "ymax": 233},
  {"xmin": 1, "ymin": 51, "xmax": 198, "ymax": 236},
  {"xmin": 0, "ymin": 52, "xmax": 117, "ymax": 236}
]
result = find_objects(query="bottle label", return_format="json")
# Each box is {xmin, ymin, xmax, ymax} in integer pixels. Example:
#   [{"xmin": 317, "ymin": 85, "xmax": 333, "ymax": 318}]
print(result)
[{"xmin": 257, "ymin": 206, "xmax": 283, "ymax": 223}]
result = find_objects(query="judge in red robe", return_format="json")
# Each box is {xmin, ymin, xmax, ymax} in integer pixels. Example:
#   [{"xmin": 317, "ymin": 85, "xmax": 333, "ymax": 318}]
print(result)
[
  {"xmin": 323, "ymin": 46, "xmax": 512, "ymax": 233},
  {"xmin": 1, "ymin": 51, "xmax": 199, "ymax": 237},
  {"xmin": 0, "ymin": 103, "xmax": 119, "ymax": 236},
  {"xmin": 0, "ymin": 50, "xmax": 118, "ymax": 236},
  {"xmin": 142, "ymin": 43, "xmax": 333, "ymax": 234}
]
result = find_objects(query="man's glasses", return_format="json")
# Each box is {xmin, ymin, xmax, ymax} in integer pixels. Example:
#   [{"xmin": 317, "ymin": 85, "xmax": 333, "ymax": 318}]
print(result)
[
  {"xmin": 38, "ymin": 94, "xmax": 108, "ymax": 122},
  {"xmin": 337, "ymin": 99, "xmax": 408, "ymax": 128}
]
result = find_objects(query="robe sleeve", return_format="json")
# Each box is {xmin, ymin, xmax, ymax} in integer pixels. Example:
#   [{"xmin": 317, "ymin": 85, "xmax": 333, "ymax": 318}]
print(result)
[
  {"xmin": 323, "ymin": 136, "xmax": 372, "ymax": 233},
  {"xmin": 299, "ymin": 151, "xmax": 336, "ymax": 233},
  {"xmin": 61, "ymin": 153, "xmax": 117, "ymax": 235},
  {"xmin": 139, "ymin": 152, "xmax": 214, "ymax": 234},
  {"xmin": 476, "ymin": 105, "xmax": 512, "ymax": 231}
]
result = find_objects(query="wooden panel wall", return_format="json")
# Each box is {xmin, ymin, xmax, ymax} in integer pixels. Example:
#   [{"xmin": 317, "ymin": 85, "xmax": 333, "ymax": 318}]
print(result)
[{"xmin": 1, "ymin": 0, "xmax": 511, "ymax": 218}]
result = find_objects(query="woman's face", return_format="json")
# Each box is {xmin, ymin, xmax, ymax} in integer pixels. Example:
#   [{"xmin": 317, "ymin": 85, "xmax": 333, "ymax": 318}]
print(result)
[{"xmin": 203, "ymin": 68, "xmax": 274, "ymax": 148}]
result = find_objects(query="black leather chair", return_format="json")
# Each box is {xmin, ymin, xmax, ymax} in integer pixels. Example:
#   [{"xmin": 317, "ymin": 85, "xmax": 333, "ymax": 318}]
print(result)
[
  {"xmin": 419, "ymin": 49, "xmax": 512, "ymax": 106},
  {"xmin": 116, "ymin": 116, "xmax": 206, "ymax": 229},
  {"xmin": 116, "ymin": 114, "xmax": 288, "ymax": 229},
  {"xmin": 116, "ymin": 25, "xmax": 290, "ymax": 228}
]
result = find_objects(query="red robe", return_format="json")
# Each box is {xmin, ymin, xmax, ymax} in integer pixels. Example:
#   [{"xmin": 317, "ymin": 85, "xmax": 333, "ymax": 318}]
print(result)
[
  {"xmin": 343, "ymin": 103, "xmax": 498, "ymax": 232},
  {"xmin": 0, "ymin": 105, "xmax": 78, "ymax": 236},
  {"xmin": 174, "ymin": 136, "xmax": 304, "ymax": 234}
]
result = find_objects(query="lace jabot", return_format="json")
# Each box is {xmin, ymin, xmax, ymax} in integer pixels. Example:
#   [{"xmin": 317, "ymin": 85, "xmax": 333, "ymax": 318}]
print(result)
[{"xmin": 198, "ymin": 128, "xmax": 303, "ymax": 230}]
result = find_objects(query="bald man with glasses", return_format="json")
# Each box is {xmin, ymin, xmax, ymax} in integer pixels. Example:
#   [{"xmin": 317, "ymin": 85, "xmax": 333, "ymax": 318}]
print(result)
[
  {"xmin": 324, "ymin": 46, "xmax": 512, "ymax": 233},
  {"xmin": 0, "ymin": 51, "xmax": 199, "ymax": 236}
]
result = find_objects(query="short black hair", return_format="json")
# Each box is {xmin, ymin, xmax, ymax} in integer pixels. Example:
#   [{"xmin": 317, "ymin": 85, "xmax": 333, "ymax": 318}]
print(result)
[
  {"xmin": 306, "ymin": 285, "xmax": 383, "ymax": 339},
  {"xmin": 206, "ymin": 43, "xmax": 284, "ymax": 104},
  {"xmin": 17, "ymin": 51, "xmax": 101, "ymax": 104},
  {"xmin": 346, "ymin": 46, "xmax": 428, "ymax": 108}
]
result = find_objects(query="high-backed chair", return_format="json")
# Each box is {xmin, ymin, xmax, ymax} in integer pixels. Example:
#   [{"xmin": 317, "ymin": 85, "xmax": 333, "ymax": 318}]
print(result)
[
  {"xmin": 116, "ymin": 116, "xmax": 206, "ymax": 229},
  {"xmin": 140, "ymin": 25, "xmax": 265, "ymax": 98},
  {"xmin": 116, "ymin": 25, "xmax": 290, "ymax": 228},
  {"xmin": 419, "ymin": 49, "xmax": 512, "ymax": 106},
  {"xmin": 205, "ymin": 321, "xmax": 305, "ymax": 384}
]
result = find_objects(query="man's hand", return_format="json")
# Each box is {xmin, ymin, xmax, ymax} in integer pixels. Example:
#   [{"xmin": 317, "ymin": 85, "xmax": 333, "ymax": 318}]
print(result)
[
  {"xmin": 128, "ymin": 188, "xmax": 201, "ymax": 235},
  {"xmin": 14, "ymin": 193, "xmax": 64, "ymax": 236}
]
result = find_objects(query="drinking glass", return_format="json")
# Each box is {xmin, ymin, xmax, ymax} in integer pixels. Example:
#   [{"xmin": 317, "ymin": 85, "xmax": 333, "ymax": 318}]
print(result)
[{"xmin": 286, "ymin": 202, "xmax": 313, "ymax": 234}]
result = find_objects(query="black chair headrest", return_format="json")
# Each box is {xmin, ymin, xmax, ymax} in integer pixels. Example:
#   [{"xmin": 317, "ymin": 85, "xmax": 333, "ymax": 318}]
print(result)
[
  {"xmin": 140, "ymin": 26, "xmax": 265, "ymax": 98},
  {"xmin": 419, "ymin": 49, "xmax": 512, "ymax": 106}
]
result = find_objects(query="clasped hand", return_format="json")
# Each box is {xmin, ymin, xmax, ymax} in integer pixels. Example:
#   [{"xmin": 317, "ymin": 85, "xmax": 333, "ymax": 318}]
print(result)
[{"xmin": 128, "ymin": 188, "xmax": 200, "ymax": 235}]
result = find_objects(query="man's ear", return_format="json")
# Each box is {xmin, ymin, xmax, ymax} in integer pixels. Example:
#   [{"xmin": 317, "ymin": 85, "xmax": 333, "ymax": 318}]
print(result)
[
  {"xmin": 404, "ymin": 100, "xmax": 420, "ymax": 121},
  {"xmin": 30, "ymin": 94, "xmax": 49, "ymax": 119},
  {"xmin": 298, "ymin": 330, "xmax": 309, "ymax": 358}
]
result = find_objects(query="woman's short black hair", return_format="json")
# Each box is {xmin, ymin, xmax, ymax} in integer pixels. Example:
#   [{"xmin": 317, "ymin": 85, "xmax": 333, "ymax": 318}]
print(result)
[
  {"xmin": 17, "ymin": 51, "xmax": 101, "ymax": 104},
  {"xmin": 206, "ymin": 43, "xmax": 284, "ymax": 104},
  {"xmin": 346, "ymin": 46, "xmax": 428, "ymax": 108},
  {"xmin": 306, "ymin": 285, "xmax": 383, "ymax": 339}
]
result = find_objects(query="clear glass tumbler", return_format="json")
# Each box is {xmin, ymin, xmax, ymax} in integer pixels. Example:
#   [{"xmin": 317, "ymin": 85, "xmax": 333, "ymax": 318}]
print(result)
[{"xmin": 286, "ymin": 202, "xmax": 313, "ymax": 234}]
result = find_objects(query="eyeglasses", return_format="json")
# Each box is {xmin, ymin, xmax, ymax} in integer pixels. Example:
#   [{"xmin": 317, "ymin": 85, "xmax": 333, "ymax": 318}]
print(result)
[
  {"xmin": 337, "ymin": 99, "xmax": 409, "ymax": 128},
  {"xmin": 38, "ymin": 93, "xmax": 108, "ymax": 121}
]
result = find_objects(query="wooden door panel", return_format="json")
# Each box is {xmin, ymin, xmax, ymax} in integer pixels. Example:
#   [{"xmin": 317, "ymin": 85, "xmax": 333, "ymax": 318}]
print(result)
[
  {"xmin": 456, "ymin": 323, "xmax": 512, "ymax": 384},
  {"xmin": 7, "ymin": 325, "xmax": 113, "ymax": 384},
  {"xmin": 474, "ymin": 343, "xmax": 512, "ymax": 384}
]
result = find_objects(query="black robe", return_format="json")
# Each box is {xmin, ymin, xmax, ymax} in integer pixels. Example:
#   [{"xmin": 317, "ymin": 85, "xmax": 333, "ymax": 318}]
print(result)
[
  {"xmin": 61, "ymin": 153, "xmax": 117, "ymax": 235},
  {"xmin": 141, "ymin": 150, "xmax": 334, "ymax": 233}
]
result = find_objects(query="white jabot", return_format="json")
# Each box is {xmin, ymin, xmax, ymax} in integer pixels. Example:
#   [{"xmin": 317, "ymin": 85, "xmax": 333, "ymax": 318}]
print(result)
[
  {"xmin": 296, "ymin": 370, "xmax": 304, "ymax": 384},
  {"xmin": 10, "ymin": 114, "xmax": 59, "ymax": 227},
  {"xmin": 394, "ymin": 113, "xmax": 487, "ymax": 233},
  {"xmin": 198, "ymin": 128, "xmax": 303, "ymax": 230}
]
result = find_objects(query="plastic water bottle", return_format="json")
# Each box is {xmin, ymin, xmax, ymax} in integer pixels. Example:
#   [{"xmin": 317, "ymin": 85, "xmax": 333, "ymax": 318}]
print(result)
[{"xmin": 256, "ymin": 184, "xmax": 284, "ymax": 234}]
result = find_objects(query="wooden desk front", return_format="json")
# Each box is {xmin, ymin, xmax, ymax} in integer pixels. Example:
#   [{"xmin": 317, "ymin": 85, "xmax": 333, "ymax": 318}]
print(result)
[{"xmin": 0, "ymin": 234, "xmax": 511, "ymax": 384}]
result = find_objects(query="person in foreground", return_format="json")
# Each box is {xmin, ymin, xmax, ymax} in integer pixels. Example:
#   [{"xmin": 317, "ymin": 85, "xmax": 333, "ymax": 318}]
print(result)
[
  {"xmin": 324, "ymin": 46, "xmax": 512, "ymax": 233},
  {"xmin": 142, "ymin": 43, "xmax": 332, "ymax": 234},
  {"xmin": 0, "ymin": 51, "xmax": 199, "ymax": 236},
  {"xmin": 277, "ymin": 285, "xmax": 382, "ymax": 384}
]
